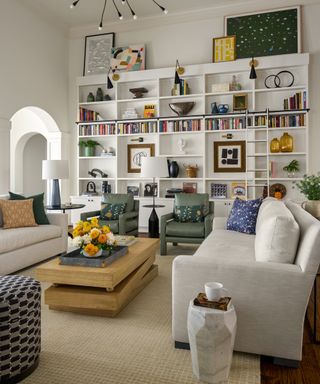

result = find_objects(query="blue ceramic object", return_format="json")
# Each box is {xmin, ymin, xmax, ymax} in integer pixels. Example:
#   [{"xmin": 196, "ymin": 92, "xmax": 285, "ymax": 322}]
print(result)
[{"xmin": 218, "ymin": 104, "xmax": 229, "ymax": 114}]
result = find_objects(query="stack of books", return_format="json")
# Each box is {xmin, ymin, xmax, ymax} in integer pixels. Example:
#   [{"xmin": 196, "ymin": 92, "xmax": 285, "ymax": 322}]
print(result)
[
  {"xmin": 122, "ymin": 108, "xmax": 139, "ymax": 119},
  {"xmin": 79, "ymin": 108, "xmax": 100, "ymax": 122},
  {"xmin": 283, "ymin": 91, "xmax": 307, "ymax": 110},
  {"xmin": 194, "ymin": 293, "xmax": 232, "ymax": 311}
]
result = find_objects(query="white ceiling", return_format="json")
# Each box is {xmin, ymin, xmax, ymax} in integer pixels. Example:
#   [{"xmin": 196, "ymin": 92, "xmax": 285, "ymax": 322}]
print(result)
[{"xmin": 21, "ymin": 0, "xmax": 239, "ymax": 28}]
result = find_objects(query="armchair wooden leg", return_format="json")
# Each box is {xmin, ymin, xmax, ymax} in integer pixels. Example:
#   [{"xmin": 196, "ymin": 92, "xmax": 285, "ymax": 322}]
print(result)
[{"xmin": 160, "ymin": 238, "xmax": 167, "ymax": 256}]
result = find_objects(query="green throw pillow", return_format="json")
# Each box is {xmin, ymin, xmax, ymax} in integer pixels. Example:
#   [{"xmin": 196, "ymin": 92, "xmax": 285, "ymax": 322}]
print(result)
[
  {"xmin": 9, "ymin": 192, "xmax": 49, "ymax": 225},
  {"xmin": 174, "ymin": 205, "xmax": 204, "ymax": 223},
  {"xmin": 100, "ymin": 203, "xmax": 126, "ymax": 221}
]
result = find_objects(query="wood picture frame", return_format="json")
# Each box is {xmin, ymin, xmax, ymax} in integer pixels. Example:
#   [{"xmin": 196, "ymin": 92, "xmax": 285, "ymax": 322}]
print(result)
[
  {"xmin": 83, "ymin": 33, "xmax": 115, "ymax": 76},
  {"xmin": 127, "ymin": 144, "xmax": 155, "ymax": 173},
  {"xmin": 233, "ymin": 93, "xmax": 248, "ymax": 111},
  {"xmin": 225, "ymin": 6, "xmax": 301, "ymax": 59},
  {"xmin": 212, "ymin": 35, "xmax": 236, "ymax": 63},
  {"xmin": 214, "ymin": 141, "xmax": 246, "ymax": 173}
]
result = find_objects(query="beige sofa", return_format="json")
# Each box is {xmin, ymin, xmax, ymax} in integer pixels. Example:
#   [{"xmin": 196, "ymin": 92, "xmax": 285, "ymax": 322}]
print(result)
[
  {"xmin": 0, "ymin": 213, "xmax": 68, "ymax": 275},
  {"xmin": 172, "ymin": 200, "xmax": 320, "ymax": 365}
]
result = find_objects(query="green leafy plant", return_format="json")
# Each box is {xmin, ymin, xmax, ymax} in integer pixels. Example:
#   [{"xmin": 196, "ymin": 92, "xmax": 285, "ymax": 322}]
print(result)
[
  {"xmin": 79, "ymin": 140, "xmax": 100, "ymax": 148},
  {"xmin": 295, "ymin": 173, "xmax": 320, "ymax": 200},
  {"xmin": 283, "ymin": 160, "xmax": 299, "ymax": 173}
]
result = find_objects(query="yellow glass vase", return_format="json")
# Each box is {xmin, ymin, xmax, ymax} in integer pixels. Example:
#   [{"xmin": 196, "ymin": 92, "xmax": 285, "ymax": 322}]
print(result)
[
  {"xmin": 280, "ymin": 132, "xmax": 293, "ymax": 152},
  {"xmin": 270, "ymin": 138, "xmax": 280, "ymax": 153}
]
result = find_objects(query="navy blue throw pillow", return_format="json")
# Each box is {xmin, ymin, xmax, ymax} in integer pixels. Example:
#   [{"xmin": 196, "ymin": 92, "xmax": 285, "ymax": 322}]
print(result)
[{"xmin": 227, "ymin": 198, "xmax": 262, "ymax": 235}]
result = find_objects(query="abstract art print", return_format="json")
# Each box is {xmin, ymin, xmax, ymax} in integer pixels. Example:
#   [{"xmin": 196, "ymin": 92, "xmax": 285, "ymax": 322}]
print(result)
[
  {"xmin": 111, "ymin": 45, "xmax": 145, "ymax": 72},
  {"xmin": 83, "ymin": 33, "xmax": 115, "ymax": 76},
  {"xmin": 127, "ymin": 144, "xmax": 155, "ymax": 173},
  {"xmin": 212, "ymin": 36, "xmax": 236, "ymax": 62},
  {"xmin": 214, "ymin": 141, "xmax": 246, "ymax": 173},
  {"xmin": 225, "ymin": 7, "xmax": 300, "ymax": 58}
]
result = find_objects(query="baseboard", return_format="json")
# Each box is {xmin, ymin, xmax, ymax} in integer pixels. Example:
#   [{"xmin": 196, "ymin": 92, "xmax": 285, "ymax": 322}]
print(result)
[{"xmin": 174, "ymin": 341, "xmax": 190, "ymax": 350}]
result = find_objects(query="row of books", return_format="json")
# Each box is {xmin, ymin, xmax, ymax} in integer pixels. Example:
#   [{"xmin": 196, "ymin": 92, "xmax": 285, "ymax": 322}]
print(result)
[
  {"xmin": 283, "ymin": 91, "xmax": 307, "ymax": 110},
  {"xmin": 79, "ymin": 108, "xmax": 100, "ymax": 122},
  {"xmin": 268, "ymin": 114, "xmax": 305, "ymax": 128},
  {"xmin": 247, "ymin": 116, "xmax": 267, "ymax": 127},
  {"xmin": 159, "ymin": 119, "xmax": 202, "ymax": 133},
  {"xmin": 206, "ymin": 118, "xmax": 246, "ymax": 131},
  {"xmin": 117, "ymin": 122, "xmax": 158, "ymax": 135},
  {"xmin": 79, "ymin": 124, "xmax": 116, "ymax": 136},
  {"xmin": 171, "ymin": 79, "xmax": 190, "ymax": 96}
]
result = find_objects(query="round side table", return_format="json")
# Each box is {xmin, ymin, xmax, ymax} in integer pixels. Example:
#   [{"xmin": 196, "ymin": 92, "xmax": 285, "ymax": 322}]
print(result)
[
  {"xmin": 45, "ymin": 204, "xmax": 85, "ymax": 214},
  {"xmin": 187, "ymin": 301, "xmax": 237, "ymax": 384}
]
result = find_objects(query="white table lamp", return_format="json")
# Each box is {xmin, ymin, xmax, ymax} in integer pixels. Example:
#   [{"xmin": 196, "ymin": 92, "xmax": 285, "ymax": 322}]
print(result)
[
  {"xmin": 42, "ymin": 160, "xmax": 69, "ymax": 207},
  {"xmin": 140, "ymin": 157, "xmax": 168, "ymax": 237}
]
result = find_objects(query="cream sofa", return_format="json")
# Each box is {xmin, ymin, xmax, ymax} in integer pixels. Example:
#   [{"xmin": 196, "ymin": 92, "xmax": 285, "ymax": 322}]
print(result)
[
  {"xmin": 172, "ymin": 200, "xmax": 320, "ymax": 365},
  {"xmin": 0, "ymin": 213, "xmax": 68, "ymax": 275}
]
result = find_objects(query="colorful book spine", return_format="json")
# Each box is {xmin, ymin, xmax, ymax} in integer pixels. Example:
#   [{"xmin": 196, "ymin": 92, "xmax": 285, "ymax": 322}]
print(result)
[
  {"xmin": 78, "ymin": 123, "xmax": 116, "ymax": 136},
  {"xmin": 117, "ymin": 121, "xmax": 157, "ymax": 135},
  {"xmin": 159, "ymin": 119, "xmax": 201, "ymax": 133},
  {"xmin": 283, "ymin": 91, "xmax": 307, "ymax": 110}
]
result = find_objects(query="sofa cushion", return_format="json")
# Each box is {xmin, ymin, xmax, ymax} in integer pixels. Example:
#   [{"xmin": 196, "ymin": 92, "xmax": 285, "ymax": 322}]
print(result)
[
  {"xmin": 100, "ymin": 203, "xmax": 126, "ymax": 220},
  {"xmin": 9, "ymin": 192, "xmax": 49, "ymax": 225},
  {"xmin": 174, "ymin": 205, "xmax": 204, "ymax": 223},
  {"xmin": 194, "ymin": 229, "xmax": 255, "ymax": 262},
  {"xmin": 0, "ymin": 199, "xmax": 38, "ymax": 229},
  {"xmin": 227, "ymin": 198, "xmax": 262, "ymax": 235},
  {"xmin": 166, "ymin": 221, "xmax": 204, "ymax": 238},
  {"xmin": 255, "ymin": 200, "xmax": 300, "ymax": 263},
  {"xmin": 0, "ymin": 225, "xmax": 62, "ymax": 254}
]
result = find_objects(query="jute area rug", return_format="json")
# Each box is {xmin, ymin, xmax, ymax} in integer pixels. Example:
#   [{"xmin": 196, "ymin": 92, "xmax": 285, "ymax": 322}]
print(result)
[{"xmin": 20, "ymin": 245, "xmax": 260, "ymax": 384}]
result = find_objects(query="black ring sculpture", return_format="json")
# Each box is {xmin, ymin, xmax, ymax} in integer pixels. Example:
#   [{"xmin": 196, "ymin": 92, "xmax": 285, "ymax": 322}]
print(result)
[{"xmin": 264, "ymin": 70, "xmax": 295, "ymax": 88}]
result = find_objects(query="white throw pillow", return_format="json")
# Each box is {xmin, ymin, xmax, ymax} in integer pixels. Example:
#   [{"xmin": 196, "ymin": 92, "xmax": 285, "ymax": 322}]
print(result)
[{"xmin": 255, "ymin": 200, "xmax": 300, "ymax": 263}]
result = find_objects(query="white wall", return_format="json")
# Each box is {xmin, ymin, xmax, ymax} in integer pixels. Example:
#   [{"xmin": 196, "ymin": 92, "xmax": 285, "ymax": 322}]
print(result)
[
  {"xmin": 23, "ymin": 134, "xmax": 47, "ymax": 196},
  {"xmin": 0, "ymin": 0, "xmax": 69, "ymax": 194},
  {"xmin": 68, "ymin": 1, "xmax": 320, "ymax": 195}
]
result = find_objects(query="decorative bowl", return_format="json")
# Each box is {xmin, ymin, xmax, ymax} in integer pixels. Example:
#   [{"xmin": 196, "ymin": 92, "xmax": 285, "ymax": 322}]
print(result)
[
  {"xmin": 81, "ymin": 249, "xmax": 103, "ymax": 258},
  {"xmin": 169, "ymin": 102, "xmax": 195, "ymax": 116}
]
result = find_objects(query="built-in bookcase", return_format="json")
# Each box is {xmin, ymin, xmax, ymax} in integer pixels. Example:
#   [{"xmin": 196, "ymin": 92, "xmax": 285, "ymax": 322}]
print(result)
[{"xmin": 74, "ymin": 53, "xmax": 309, "ymax": 220}]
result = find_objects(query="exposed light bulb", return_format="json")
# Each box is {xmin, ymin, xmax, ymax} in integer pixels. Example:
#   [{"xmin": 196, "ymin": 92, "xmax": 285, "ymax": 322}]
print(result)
[
  {"xmin": 121, "ymin": 0, "xmax": 126, "ymax": 4},
  {"xmin": 99, "ymin": 21, "xmax": 103, "ymax": 30},
  {"xmin": 163, "ymin": 8, "xmax": 168, "ymax": 14},
  {"xmin": 133, "ymin": 14, "xmax": 138, "ymax": 20},
  {"xmin": 70, "ymin": 0, "xmax": 80, "ymax": 8},
  {"xmin": 119, "ymin": 14, "xmax": 124, "ymax": 20}
]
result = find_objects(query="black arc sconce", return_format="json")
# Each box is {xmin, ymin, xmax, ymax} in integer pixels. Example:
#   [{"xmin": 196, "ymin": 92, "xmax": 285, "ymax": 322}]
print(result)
[{"xmin": 249, "ymin": 57, "xmax": 258, "ymax": 79}]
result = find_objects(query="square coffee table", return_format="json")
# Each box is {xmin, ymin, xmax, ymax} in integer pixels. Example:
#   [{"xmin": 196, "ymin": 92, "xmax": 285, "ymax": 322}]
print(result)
[{"xmin": 36, "ymin": 238, "xmax": 159, "ymax": 317}]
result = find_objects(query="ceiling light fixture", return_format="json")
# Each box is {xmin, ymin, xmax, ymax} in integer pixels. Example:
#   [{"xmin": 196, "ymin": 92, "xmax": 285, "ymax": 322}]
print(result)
[{"xmin": 70, "ymin": 0, "xmax": 168, "ymax": 29}]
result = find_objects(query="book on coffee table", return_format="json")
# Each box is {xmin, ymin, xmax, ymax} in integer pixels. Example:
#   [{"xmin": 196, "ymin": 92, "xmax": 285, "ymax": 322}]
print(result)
[
  {"xmin": 114, "ymin": 235, "xmax": 137, "ymax": 247},
  {"xmin": 194, "ymin": 293, "xmax": 232, "ymax": 311}
]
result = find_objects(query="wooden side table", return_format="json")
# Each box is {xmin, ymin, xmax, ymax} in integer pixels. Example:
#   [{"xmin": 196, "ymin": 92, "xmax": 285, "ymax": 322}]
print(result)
[{"xmin": 187, "ymin": 301, "xmax": 237, "ymax": 383}]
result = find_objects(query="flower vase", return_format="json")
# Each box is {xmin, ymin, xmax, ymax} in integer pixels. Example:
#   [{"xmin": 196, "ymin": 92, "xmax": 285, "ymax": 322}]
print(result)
[
  {"xmin": 302, "ymin": 201, "xmax": 320, "ymax": 220},
  {"xmin": 82, "ymin": 249, "xmax": 103, "ymax": 258}
]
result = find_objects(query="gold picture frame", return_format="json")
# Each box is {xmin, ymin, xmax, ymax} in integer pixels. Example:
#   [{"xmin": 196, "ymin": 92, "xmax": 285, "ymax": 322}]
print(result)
[
  {"xmin": 233, "ymin": 93, "xmax": 248, "ymax": 111},
  {"xmin": 214, "ymin": 140, "xmax": 246, "ymax": 173},
  {"xmin": 212, "ymin": 35, "xmax": 236, "ymax": 63},
  {"xmin": 127, "ymin": 144, "xmax": 155, "ymax": 173}
]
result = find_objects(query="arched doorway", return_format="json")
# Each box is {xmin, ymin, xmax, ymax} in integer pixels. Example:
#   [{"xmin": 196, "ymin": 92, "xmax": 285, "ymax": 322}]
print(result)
[{"xmin": 10, "ymin": 107, "xmax": 69, "ymax": 201}]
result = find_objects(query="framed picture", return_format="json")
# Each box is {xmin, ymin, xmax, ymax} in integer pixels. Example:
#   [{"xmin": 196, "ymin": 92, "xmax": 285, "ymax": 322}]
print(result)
[
  {"xmin": 214, "ymin": 141, "xmax": 246, "ymax": 173},
  {"xmin": 225, "ymin": 7, "xmax": 300, "ymax": 59},
  {"xmin": 127, "ymin": 185, "xmax": 140, "ymax": 197},
  {"xmin": 231, "ymin": 182, "xmax": 247, "ymax": 199},
  {"xmin": 233, "ymin": 93, "xmax": 248, "ymax": 111},
  {"xmin": 212, "ymin": 36, "xmax": 236, "ymax": 63},
  {"xmin": 183, "ymin": 182, "xmax": 197, "ymax": 194},
  {"xmin": 83, "ymin": 33, "xmax": 115, "ymax": 76},
  {"xmin": 144, "ymin": 183, "xmax": 157, "ymax": 197},
  {"xmin": 111, "ymin": 45, "xmax": 145, "ymax": 72},
  {"xmin": 211, "ymin": 183, "xmax": 227, "ymax": 199},
  {"xmin": 127, "ymin": 144, "xmax": 155, "ymax": 173}
]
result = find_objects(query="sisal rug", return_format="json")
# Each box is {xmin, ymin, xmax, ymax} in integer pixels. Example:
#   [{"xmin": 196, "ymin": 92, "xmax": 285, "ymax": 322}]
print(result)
[{"xmin": 20, "ymin": 245, "xmax": 260, "ymax": 384}]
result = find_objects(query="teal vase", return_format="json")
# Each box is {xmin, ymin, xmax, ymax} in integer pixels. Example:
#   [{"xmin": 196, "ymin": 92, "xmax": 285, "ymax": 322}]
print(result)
[{"xmin": 96, "ymin": 88, "xmax": 104, "ymax": 102}]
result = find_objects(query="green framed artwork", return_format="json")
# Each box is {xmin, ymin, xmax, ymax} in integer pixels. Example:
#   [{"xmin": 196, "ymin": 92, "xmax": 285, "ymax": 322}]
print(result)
[{"xmin": 225, "ymin": 7, "xmax": 300, "ymax": 59}]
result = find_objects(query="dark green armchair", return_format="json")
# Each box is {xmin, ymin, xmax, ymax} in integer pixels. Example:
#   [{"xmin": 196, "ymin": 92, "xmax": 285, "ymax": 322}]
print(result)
[
  {"xmin": 160, "ymin": 193, "xmax": 214, "ymax": 255},
  {"xmin": 80, "ymin": 194, "xmax": 139, "ymax": 236}
]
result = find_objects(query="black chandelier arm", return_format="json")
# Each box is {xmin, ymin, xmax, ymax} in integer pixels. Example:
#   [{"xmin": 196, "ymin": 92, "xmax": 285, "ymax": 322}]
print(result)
[
  {"xmin": 112, "ymin": 0, "xmax": 123, "ymax": 20},
  {"xmin": 70, "ymin": 0, "xmax": 80, "ymax": 8},
  {"xmin": 152, "ymin": 0, "xmax": 168, "ymax": 14},
  {"xmin": 99, "ymin": 0, "xmax": 108, "ymax": 29},
  {"xmin": 125, "ymin": 0, "xmax": 137, "ymax": 19}
]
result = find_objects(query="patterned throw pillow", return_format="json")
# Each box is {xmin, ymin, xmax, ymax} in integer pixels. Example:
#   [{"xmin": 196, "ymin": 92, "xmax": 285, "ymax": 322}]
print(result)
[
  {"xmin": 174, "ymin": 205, "xmax": 204, "ymax": 223},
  {"xmin": 9, "ymin": 192, "xmax": 49, "ymax": 225},
  {"xmin": 100, "ymin": 203, "xmax": 126, "ymax": 221},
  {"xmin": 0, "ymin": 199, "xmax": 38, "ymax": 229},
  {"xmin": 227, "ymin": 198, "xmax": 262, "ymax": 235}
]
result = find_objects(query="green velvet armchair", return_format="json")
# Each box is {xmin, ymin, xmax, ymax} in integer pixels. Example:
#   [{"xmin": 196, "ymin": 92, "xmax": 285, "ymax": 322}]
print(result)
[
  {"xmin": 160, "ymin": 193, "xmax": 214, "ymax": 255},
  {"xmin": 80, "ymin": 194, "xmax": 139, "ymax": 236}
]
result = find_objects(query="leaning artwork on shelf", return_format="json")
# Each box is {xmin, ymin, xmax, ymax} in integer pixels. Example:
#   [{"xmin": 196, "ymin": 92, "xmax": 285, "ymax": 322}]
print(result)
[
  {"xmin": 127, "ymin": 144, "xmax": 155, "ymax": 173},
  {"xmin": 214, "ymin": 141, "xmax": 246, "ymax": 172},
  {"xmin": 211, "ymin": 183, "xmax": 228, "ymax": 199},
  {"xmin": 144, "ymin": 183, "xmax": 157, "ymax": 197},
  {"xmin": 127, "ymin": 184, "xmax": 140, "ymax": 197},
  {"xmin": 231, "ymin": 182, "xmax": 246, "ymax": 199},
  {"xmin": 83, "ymin": 33, "xmax": 115, "ymax": 76},
  {"xmin": 111, "ymin": 45, "xmax": 145, "ymax": 72}
]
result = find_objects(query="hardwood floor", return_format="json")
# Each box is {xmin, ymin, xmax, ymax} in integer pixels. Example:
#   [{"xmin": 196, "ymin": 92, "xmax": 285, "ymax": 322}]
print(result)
[{"xmin": 261, "ymin": 278, "xmax": 320, "ymax": 383}]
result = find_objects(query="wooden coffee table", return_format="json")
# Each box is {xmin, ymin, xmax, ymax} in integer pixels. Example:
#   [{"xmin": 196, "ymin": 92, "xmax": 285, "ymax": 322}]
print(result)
[{"xmin": 36, "ymin": 238, "xmax": 159, "ymax": 317}]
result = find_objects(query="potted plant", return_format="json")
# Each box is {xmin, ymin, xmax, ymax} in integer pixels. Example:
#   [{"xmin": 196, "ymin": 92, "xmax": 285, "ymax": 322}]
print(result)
[
  {"xmin": 79, "ymin": 140, "xmax": 101, "ymax": 157},
  {"xmin": 283, "ymin": 160, "xmax": 299, "ymax": 178},
  {"xmin": 295, "ymin": 173, "xmax": 320, "ymax": 219}
]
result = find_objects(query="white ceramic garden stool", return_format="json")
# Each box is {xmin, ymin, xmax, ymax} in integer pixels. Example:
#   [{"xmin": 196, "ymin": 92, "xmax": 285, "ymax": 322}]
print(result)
[{"xmin": 187, "ymin": 301, "xmax": 237, "ymax": 384}]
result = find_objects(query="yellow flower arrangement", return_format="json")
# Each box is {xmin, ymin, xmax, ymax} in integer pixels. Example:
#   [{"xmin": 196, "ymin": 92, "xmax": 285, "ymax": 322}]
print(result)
[{"xmin": 72, "ymin": 218, "xmax": 116, "ymax": 257}]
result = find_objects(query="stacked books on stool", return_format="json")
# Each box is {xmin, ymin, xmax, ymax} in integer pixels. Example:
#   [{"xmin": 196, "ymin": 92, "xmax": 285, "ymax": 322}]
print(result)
[{"xmin": 194, "ymin": 293, "xmax": 232, "ymax": 311}]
